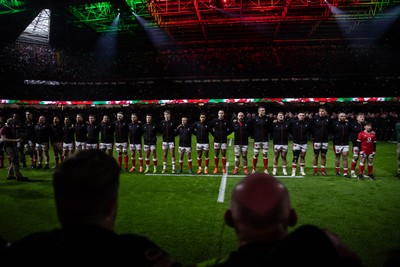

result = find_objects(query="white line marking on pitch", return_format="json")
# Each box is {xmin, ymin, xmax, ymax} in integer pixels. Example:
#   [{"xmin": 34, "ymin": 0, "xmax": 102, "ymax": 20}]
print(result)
[{"xmin": 217, "ymin": 162, "xmax": 229, "ymax": 203}]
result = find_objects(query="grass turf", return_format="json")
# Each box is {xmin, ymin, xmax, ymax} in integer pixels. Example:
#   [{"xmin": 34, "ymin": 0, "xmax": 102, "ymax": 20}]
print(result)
[{"xmin": 0, "ymin": 140, "xmax": 399, "ymax": 267}]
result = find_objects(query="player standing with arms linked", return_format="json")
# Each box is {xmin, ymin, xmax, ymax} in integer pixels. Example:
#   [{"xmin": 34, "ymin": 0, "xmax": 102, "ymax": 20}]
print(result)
[
  {"xmin": 331, "ymin": 112, "xmax": 351, "ymax": 178},
  {"xmin": 310, "ymin": 107, "xmax": 331, "ymax": 176},
  {"xmin": 210, "ymin": 110, "xmax": 232, "ymax": 174},
  {"xmin": 231, "ymin": 112, "xmax": 251, "ymax": 175},
  {"xmin": 192, "ymin": 113, "xmax": 211, "ymax": 174},
  {"xmin": 249, "ymin": 106, "xmax": 270, "ymax": 174},
  {"xmin": 350, "ymin": 113, "xmax": 365, "ymax": 178},
  {"xmin": 357, "ymin": 121, "xmax": 377, "ymax": 180},
  {"xmin": 272, "ymin": 112, "xmax": 290, "ymax": 176},
  {"xmin": 160, "ymin": 110, "xmax": 178, "ymax": 174}
]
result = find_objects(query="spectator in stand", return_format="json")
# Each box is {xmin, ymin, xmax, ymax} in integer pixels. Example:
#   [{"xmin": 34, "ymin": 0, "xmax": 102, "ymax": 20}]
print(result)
[
  {"xmin": 231, "ymin": 112, "xmax": 251, "ymax": 175},
  {"xmin": 128, "ymin": 113, "xmax": 143, "ymax": 172},
  {"xmin": 349, "ymin": 113, "xmax": 365, "ymax": 178},
  {"xmin": 192, "ymin": 113, "xmax": 211, "ymax": 174},
  {"xmin": 357, "ymin": 121, "xmax": 377, "ymax": 181},
  {"xmin": 271, "ymin": 112, "xmax": 290, "ymax": 176},
  {"xmin": 310, "ymin": 107, "xmax": 331, "ymax": 176},
  {"xmin": 176, "ymin": 117, "xmax": 194, "ymax": 174},
  {"xmin": 331, "ymin": 112, "xmax": 351, "ymax": 178}
]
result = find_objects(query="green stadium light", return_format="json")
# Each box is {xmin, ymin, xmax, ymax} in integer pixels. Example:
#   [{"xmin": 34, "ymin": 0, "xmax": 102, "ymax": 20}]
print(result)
[{"xmin": 0, "ymin": 0, "xmax": 27, "ymax": 15}]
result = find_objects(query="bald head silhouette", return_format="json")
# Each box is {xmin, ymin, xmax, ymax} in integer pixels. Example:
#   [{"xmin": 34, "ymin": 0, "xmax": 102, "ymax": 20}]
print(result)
[{"xmin": 225, "ymin": 173, "xmax": 297, "ymax": 247}]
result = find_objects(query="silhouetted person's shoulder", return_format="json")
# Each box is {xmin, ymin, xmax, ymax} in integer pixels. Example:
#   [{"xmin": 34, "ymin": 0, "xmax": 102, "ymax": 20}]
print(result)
[
  {"xmin": 268, "ymin": 224, "xmax": 363, "ymax": 267},
  {"xmin": 4, "ymin": 224, "xmax": 181, "ymax": 266}
]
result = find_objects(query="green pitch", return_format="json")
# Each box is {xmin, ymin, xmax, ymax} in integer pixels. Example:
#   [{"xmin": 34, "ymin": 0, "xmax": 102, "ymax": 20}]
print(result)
[{"xmin": 0, "ymin": 139, "xmax": 399, "ymax": 267}]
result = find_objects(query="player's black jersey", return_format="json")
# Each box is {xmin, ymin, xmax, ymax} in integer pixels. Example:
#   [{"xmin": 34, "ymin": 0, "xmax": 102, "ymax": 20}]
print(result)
[
  {"xmin": 331, "ymin": 120, "xmax": 350, "ymax": 146},
  {"xmin": 272, "ymin": 120, "xmax": 290, "ymax": 145},
  {"xmin": 11, "ymin": 120, "xmax": 25, "ymax": 139},
  {"xmin": 232, "ymin": 120, "xmax": 251, "ymax": 146},
  {"xmin": 159, "ymin": 120, "xmax": 178, "ymax": 142},
  {"xmin": 62, "ymin": 124, "xmax": 75, "ymax": 143},
  {"xmin": 192, "ymin": 121, "xmax": 210, "ymax": 144},
  {"xmin": 142, "ymin": 123, "xmax": 157, "ymax": 145},
  {"xmin": 311, "ymin": 115, "xmax": 331, "ymax": 143},
  {"xmin": 350, "ymin": 121, "xmax": 363, "ymax": 146},
  {"xmin": 87, "ymin": 123, "xmax": 100, "ymax": 144},
  {"xmin": 114, "ymin": 120, "xmax": 128, "ymax": 143},
  {"xmin": 50, "ymin": 123, "xmax": 63, "ymax": 143},
  {"xmin": 289, "ymin": 119, "xmax": 310, "ymax": 145},
  {"xmin": 25, "ymin": 119, "xmax": 36, "ymax": 142},
  {"xmin": 249, "ymin": 115, "xmax": 269, "ymax": 142},
  {"xmin": 100, "ymin": 122, "xmax": 115, "ymax": 143},
  {"xmin": 128, "ymin": 122, "xmax": 143, "ymax": 144},
  {"xmin": 210, "ymin": 118, "xmax": 231, "ymax": 143},
  {"xmin": 34, "ymin": 123, "xmax": 50, "ymax": 144},
  {"xmin": 177, "ymin": 125, "xmax": 193, "ymax": 147},
  {"xmin": 75, "ymin": 122, "xmax": 88, "ymax": 142}
]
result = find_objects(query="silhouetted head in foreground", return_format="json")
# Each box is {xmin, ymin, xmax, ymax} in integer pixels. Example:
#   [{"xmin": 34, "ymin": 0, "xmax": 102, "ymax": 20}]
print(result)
[{"xmin": 224, "ymin": 173, "xmax": 297, "ymax": 247}]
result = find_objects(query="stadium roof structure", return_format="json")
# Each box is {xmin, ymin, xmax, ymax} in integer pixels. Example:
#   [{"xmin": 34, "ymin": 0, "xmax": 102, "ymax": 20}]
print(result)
[{"xmin": 0, "ymin": 0, "xmax": 399, "ymax": 47}]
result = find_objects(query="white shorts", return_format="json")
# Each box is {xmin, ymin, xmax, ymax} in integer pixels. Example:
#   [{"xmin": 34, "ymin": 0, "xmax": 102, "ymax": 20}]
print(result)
[
  {"xmin": 144, "ymin": 145, "xmax": 157, "ymax": 152},
  {"xmin": 352, "ymin": 146, "xmax": 360, "ymax": 155},
  {"xmin": 293, "ymin": 143, "xmax": 308, "ymax": 153},
  {"xmin": 115, "ymin": 142, "xmax": 128, "ymax": 152},
  {"xmin": 100, "ymin": 143, "xmax": 113, "ymax": 150},
  {"xmin": 274, "ymin": 144, "xmax": 288, "ymax": 152},
  {"xmin": 334, "ymin": 145, "xmax": 350, "ymax": 154},
  {"xmin": 86, "ymin": 143, "xmax": 99, "ymax": 150},
  {"xmin": 214, "ymin": 143, "xmax": 227, "ymax": 150},
  {"xmin": 234, "ymin": 145, "xmax": 248, "ymax": 154},
  {"xmin": 162, "ymin": 142, "xmax": 175, "ymax": 150},
  {"xmin": 178, "ymin": 146, "xmax": 192, "ymax": 155},
  {"xmin": 35, "ymin": 142, "xmax": 49, "ymax": 151},
  {"xmin": 25, "ymin": 141, "xmax": 35, "ymax": 150},
  {"xmin": 313, "ymin": 142, "xmax": 328, "ymax": 150},
  {"xmin": 63, "ymin": 142, "xmax": 74, "ymax": 151},
  {"xmin": 75, "ymin": 141, "xmax": 87, "ymax": 150},
  {"xmin": 130, "ymin": 143, "xmax": 142, "ymax": 151},
  {"xmin": 196, "ymin": 143, "xmax": 210, "ymax": 151}
]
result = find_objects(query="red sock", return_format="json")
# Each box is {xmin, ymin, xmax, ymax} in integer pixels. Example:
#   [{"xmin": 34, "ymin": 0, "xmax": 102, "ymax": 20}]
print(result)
[
  {"xmin": 351, "ymin": 160, "xmax": 357, "ymax": 171},
  {"xmin": 205, "ymin": 158, "xmax": 209, "ymax": 167},
  {"xmin": 368, "ymin": 165, "xmax": 373, "ymax": 175},
  {"xmin": 118, "ymin": 155, "xmax": 122, "ymax": 167},
  {"xmin": 252, "ymin": 157, "xmax": 257, "ymax": 170},
  {"xmin": 214, "ymin": 157, "xmax": 219, "ymax": 169},
  {"xmin": 222, "ymin": 157, "xmax": 227, "ymax": 169},
  {"xmin": 263, "ymin": 158, "xmax": 268, "ymax": 169},
  {"xmin": 123, "ymin": 155, "xmax": 128, "ymax": 168}
]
